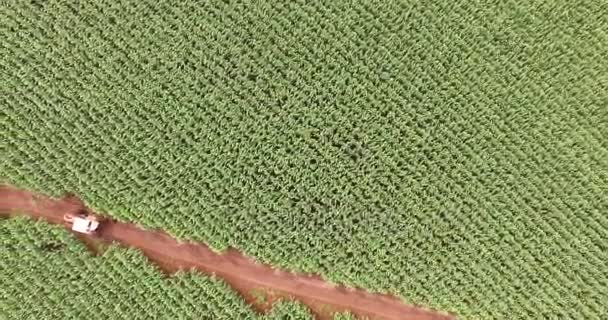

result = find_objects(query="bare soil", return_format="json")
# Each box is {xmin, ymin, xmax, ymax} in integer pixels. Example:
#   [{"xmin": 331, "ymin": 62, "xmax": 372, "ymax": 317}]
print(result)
[{"xmin": 0, "ymin": 184, "xmax": 455, "ymax": 320}]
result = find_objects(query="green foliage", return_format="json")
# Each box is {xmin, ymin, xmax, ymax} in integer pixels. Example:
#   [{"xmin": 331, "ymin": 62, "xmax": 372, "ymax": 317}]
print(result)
[
  {"xmin": 332, "ymin": 312, "xmax": 357, "ymax": 320},
  {"xmin": 0, "ymin": 218, "xmax": 259, "ymax": 319},
  {"xmin": 249, "ymin": 288, "xmax": 267, "ymax": 305},
  {"xmin": 0, "ymin": 218, "xmax": 343, "ymax": 320},
  {"xmin": 3, "ymin": 0, "xmax": 608, "ymax": 319},
  {"xmin": 262, "ymin": 301, "xmax": 314, "ymax": 320}
]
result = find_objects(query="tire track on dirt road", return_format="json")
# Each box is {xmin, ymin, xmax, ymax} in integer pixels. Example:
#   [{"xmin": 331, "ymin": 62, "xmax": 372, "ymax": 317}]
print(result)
[{"xmin": 0, "ymin": 184, "xmax": 455, "ymax": 320}]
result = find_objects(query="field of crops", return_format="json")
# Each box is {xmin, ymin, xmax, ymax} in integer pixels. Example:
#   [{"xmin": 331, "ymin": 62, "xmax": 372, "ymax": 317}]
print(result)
[
  {"xmin": 0, "ymin": 217, "xmax": 325, "ymax": 319},
  {"xmin": 3, "ymin": 0, "xmax": 608, "ymax": 319}
]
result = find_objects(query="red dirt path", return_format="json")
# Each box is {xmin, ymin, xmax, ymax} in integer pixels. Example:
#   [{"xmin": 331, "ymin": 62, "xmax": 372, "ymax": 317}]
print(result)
[{"xmin": 0, "ymin": 184, "xmax": 455, "ymax": 320}]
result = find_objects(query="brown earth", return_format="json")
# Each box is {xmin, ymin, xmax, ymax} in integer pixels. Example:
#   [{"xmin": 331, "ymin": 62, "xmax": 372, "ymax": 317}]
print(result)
[{"xmin": 0, "ymin": 184, "xmax": 455, "ymax": 320}]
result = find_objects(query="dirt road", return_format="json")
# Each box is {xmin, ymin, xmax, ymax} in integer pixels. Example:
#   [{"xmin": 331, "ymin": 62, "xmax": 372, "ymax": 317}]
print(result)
[{"xmin": 0, "ymin": 184, "xmax": 454, "ymax": 320}]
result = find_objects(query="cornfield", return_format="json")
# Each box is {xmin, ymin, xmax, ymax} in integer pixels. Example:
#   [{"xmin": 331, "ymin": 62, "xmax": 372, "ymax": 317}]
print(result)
[
  {"xmin": 3, "ymin": 0, "xmax": 608, "ymax": 319},
  {"xmin": 0, "ymin": 217, "xmax": 321, "ymax": 319}
]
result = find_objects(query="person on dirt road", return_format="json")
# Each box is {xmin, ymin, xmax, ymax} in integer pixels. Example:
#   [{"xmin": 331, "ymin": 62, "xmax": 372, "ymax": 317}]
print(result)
[
  {"xmin": 63, "ymin": 211, "xmax": 101, "ymax": 234},
  {"xmin": 60, "ymin": 193, "xmax": 103, "ymax": 235}
]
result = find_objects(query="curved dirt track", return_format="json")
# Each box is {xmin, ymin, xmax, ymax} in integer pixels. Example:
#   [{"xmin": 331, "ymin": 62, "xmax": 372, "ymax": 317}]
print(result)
[{"xmin": 0, "ymin": 185, "xmax": 455, "ymax": 320}]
